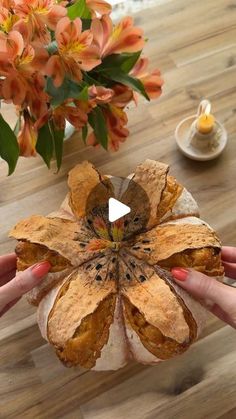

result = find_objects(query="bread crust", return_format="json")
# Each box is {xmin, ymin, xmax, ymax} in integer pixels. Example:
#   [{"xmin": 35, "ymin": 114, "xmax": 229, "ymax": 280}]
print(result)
[{"xmin": 10, "ymin": 160, "xmax": 224, "ymax": 369}]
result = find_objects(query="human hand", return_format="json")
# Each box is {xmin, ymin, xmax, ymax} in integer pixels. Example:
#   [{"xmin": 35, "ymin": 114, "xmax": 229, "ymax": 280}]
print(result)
[
  {"xmin": 171, "ymin": 246, "xmax": 236, "ymax": 328},
  {"xmin": 0, "ymin": 253, "xmax": 50, "ymax": 317}
]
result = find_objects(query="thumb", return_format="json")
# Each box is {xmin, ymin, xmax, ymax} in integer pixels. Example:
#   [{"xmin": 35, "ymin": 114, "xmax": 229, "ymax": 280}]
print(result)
[{"xmin": 171, "ymin": 268, "xmax": 236, "ymax": 327}]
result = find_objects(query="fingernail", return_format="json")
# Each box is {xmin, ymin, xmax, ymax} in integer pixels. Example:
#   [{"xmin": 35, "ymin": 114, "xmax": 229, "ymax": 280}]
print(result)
[
  {"xmin": 171, "ymin": 267, "xmax": 189, "ymax": 282},
  {"xmin": 31, "ymin": 261, "xmax": 51, "ymax": 279}
]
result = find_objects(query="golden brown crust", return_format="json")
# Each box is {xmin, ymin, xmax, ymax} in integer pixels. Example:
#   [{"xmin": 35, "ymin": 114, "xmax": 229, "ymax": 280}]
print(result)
[
  {"xmin": 68, "ymin": 161, "xmax": 113, "ymax": 218},
  {"xmin": 10, "ymin": 215, "xmax": 102, "ymax": 266},
  {"xmin": 123, "ymin": 296, "xmax": 196, "ymax": 360},
  {"xmin": 130, "ymin": 159, "xmax": 169, "ymax": 228},
  {"xmin": 9, "ymin": 159, "xmax": 224, "ymax": 369},
  {"xmin": 156, "ymin": 175, "xmax": 183, "ymax": 221},
  {"xmin": 128, "ymin": 221, "xmax": 222, "ymax": 276},
  {"xmin": 56, "ymin": 294, "xmax": 116, "ymax": 368},
  {"xmin": 120, "ymin": 264, "xmax": 191, "ymax": 344},
  {"xmin": 15, "ymin": 241, "xmax": 71, "ymax": 272},
  {"xmin": 158, "ymin": 247, "xmax": 223, "ymax": 277},
  {"xmin": 47, "ymin": 269, "xmax": 117, "ymax": 368}
]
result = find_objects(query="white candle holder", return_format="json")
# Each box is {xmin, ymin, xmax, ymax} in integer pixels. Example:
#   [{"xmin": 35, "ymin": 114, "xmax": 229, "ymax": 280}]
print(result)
[{"xmin": 175, "ymin": 100, "xmax": 228, "ymax": 161}]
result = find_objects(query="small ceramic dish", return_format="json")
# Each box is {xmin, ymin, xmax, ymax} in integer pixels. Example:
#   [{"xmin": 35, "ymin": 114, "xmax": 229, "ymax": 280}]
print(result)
[{"xmin": 175, "ymin": 115, "xmax": 228, "ymax": 161}]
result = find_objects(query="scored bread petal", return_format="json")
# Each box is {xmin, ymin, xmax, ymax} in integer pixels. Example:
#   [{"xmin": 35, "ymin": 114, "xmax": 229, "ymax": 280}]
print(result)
[
  {"xmin": 156, "ymin": 175, "xmax": 183, "ymax": 221},
  {"xmin": 121, "ymin": 266, "xmax": 197, "ymax": 359},
  {"xmin": 68, "ymin": 161, "xmax": 114, "ymax": 218},
  {"xmin": 10, "ymin": 215, "xmax": 103, "ymax": 266},
  {"xmin": 127, "ymin": 159, "xmax": 169, "ymax": 229},
  {"xmin": 128, "ymin": 217, "xmax": 222, "ymax": 273},
  {"xmin": 47, "ymin": 268, "xmax": 117, "ymax": 368}
]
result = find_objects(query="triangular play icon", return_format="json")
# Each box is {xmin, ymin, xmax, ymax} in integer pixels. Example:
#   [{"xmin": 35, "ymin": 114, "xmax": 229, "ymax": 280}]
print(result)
[{"xmin": 108, "ymin": 198, "xmax": 131, "ymax": 223}]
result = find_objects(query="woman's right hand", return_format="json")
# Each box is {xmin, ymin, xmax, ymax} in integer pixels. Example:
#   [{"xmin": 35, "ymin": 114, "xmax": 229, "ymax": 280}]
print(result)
[{"xmin": 171, "ymin": 246, "xmax": 236, "ymax": 328}]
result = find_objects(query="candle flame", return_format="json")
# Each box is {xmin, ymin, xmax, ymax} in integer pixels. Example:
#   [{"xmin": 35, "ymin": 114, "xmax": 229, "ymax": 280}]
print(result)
[{"xmin": 205, "ymin": 103, "xmax": 211, "ymax": 115}]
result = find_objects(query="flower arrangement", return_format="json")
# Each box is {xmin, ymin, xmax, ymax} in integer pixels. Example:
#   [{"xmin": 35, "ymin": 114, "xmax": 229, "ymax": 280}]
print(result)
[{"xmin": 0, "ymin": 0, "xmax": 163, "ymax": 174}]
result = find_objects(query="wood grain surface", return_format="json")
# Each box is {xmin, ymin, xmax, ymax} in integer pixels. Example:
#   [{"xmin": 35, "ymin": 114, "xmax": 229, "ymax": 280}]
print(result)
[{"xmin": 1, "ymin": 0, "xmax": 236, "ymax": 418}]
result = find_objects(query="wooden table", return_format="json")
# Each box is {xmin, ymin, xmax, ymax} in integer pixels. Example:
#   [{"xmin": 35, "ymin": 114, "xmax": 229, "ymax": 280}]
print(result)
[{"xmin": 1, "ymin": 0, "xmax": 236, "ymax": 417}]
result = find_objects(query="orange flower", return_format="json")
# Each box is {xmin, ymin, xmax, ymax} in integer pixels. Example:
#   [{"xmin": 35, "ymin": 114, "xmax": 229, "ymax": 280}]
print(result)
[
  {"xmin": 91, "ymin": 15, "xmax": 145, "ymax": 57},
  {"xmin": 0, "ymin": 30, "xmax": 49, "ymax": 117},
  {"xmin": 86, "ymin": 0, "xmax": 111, "ymax": 17},
  {"xmin": 88, "ymin": 105, "xmax": 129, "ymax": 151},
  {"xmin": 0, "ymin": 7, "xmax": 19, "ymax": 34},
  {"xmin": 110, "ymin": 84, "xmax": 133, "ymax": 108},
  {"xmin": 17, "ymin": 110, "xmax": 38, "ymax": 157},
  {"xmin": 131, "ymin": 57, "xmax": 163, "ymax": 100},
  {"xmin": 14, "ymin": 0, "xmax": 67, "ymax": 44},
  {"xmin": 88, "ymin": 85, "xmax": 114, "ymax": 105},
  {"xmin": 53, "ymin": 101, "xmax": 89, "ymax": 130},
  {"xmin": 46, "ymin": 17, "xmax": 101, "ymax": 86}
]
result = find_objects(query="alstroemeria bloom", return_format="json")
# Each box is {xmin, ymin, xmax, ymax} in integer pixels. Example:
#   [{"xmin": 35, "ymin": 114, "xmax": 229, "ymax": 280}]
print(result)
[
  {"xmin": 111, "ymin": 84, "xmax": 133, "ymax": 108},
  {"xmin": 86, "ymin": 0, "xmax": 111, "ymax": 17},
  {"xmin": 17, "ymin": 110, "xmax": 38, "ymax": 157},
  {"xmin": 46, "ymin": 17, "xmax": 101, "ymax": 87},
  {"xmin": 88, "ymin": 105, "xmax": 129, "ymax": 151},
  {"xmin": 0, "ymin": 30, "xmax": 49, "ymax": 117},
  {"xmin": 53, "ymin": 101, "xmax": 89, "ymax": 130},
  {"xmin": 88, "ymin": 85, "xmax": 114, "ymax": 105},
  {"xmin": 14, "ymin": 0, "xmax": 67, "ymax": 44},
  {"xmin": 131, "ymin": 57, "xmax": 164, "ymax": 100},
  {"xmin": 0, "ymin": 7, "xmax": 19, "ymax": 33},
  {"xmin": 91, "ymin": 15, "xmax": 145, "ymax": 57}
]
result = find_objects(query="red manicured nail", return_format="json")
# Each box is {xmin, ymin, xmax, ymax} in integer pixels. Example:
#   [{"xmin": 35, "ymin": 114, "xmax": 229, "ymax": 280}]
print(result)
[
  {"xmin": 171, "ymin": 268, "xmax": 189, "ymax": 281},
  {"xmin": 31, "ymin": 261, "xmax": 51, "ymax": 279}
]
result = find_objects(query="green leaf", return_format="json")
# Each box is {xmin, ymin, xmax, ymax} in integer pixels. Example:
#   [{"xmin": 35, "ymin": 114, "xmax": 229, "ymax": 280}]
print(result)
[
  {"xmin": 82, "ymin": 18, "xmax": 92, "ymax": 30},
  {"xmin": 82, "ymin": 124, "xmax": 88, "ymax": 143},
  {"xmin": 50, "ymin": 122, "xmax": 65, "ymax": 171},
  {"xmin": 67, "ymin": 0, "xmax": 91, "ymax": 20},
  {"xmin": 36, "ymin": 122, "xmax": 54, "ymax": 168},
  {"xmin": 105, "ymin": 70, "xmax": 150, "ymax": 101},
  {"xmin": 46, "ymin": 77, "xmax": 83, "ymax": 106},
  {"xmin": 97, "ymin": 51, "xmax": 141, "ymax": 74},
  {"xmin": 46, "ymin": 40, "xmax": 58, "ymax": 55},
  {"xmin": 88, "ymin": 107, "xmax": 108, "ymax": 150},
  {"xmin": 0, "ymin": 114, "xmax": 19, "ymax": 175},
  {"xmin": 77, "ymin": 85, "xmax": 89, "ymax": 101},
  {"xmin": 83, "ymin": 72, "xmax": 102, "ymax": 86}
]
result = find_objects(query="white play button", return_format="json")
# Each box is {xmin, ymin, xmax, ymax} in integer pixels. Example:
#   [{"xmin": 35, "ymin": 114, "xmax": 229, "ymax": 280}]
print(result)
[{"xmin": 108, "ymin": 198, "xmax": 131, "ymax": 223}]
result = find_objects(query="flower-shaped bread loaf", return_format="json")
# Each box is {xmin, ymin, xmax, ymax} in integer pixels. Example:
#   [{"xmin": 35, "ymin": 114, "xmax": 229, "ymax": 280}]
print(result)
[{"xmin": 10, "ymin": 160, "xmax": 223, "ymax": 370}]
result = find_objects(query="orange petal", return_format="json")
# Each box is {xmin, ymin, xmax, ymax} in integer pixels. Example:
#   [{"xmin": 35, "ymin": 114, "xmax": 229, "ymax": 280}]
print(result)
[
  {"xmin": 142, "ymin": 74, "xmax": 164, "ymax": 99},
  {"xmin": 46, "ymin": 4, "xmax": 67, "ymax": 30},
  {"xmin": 86, "ymin": 0, "xmax": 112, "ymax": 16},
  {"xmin": 131, "ymin": 57, "xmax": 149, "ymax": 77},
  {"xmin": 91, "ymin": 15, "xmax": 112, "ymax": 53},
  {"xmin": 89, "ymin": 85, "xmax": 114, "ymax": 104},
  {"xmin": 64, "ymin": 57, "xmax": 82, "ymax": 83},
  {"xmin": 17, "ymin": 112, "xmax": 37, "ymax": 157},
  {"xmin": 111, "ymin": 84, "xmax": 133, "ymax": 107},
  {"xmin": 56, "ymin": 17, "xmax": 82, "ymax": 50},
  {"xmin": 45, "ymin": 55, "xmax": 65, "ymax": 87},
  {"xmin": 2, "ymin": 72, "xmax": 26, "ymax": 105},
  {"xmin": 64, "ymin": 106, "xmax": 88, "ymax": 129},
  {"xmin": 31, "ymin": 46, "xmax": 49, "ymax": 72},
  {"xmin": 13, "ymin": 18, "xmax": 32, "ymax": 44},
  {"xmin": 103, "ymin": 26, "xmax": 144, "ymax": 56},
  {"xmin": 6, "ymin": 30, "xmax": 24, "ymax": 59},
  {"xmin": 78, "ymin": 45, "xmax": 101, "ymax": 71}
]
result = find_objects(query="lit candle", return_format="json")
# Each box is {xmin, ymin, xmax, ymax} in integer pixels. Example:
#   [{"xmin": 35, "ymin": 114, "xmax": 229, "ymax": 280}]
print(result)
[{"xmin": 197, "ymin": 104, "xmax": 215, "ymax": 134}]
